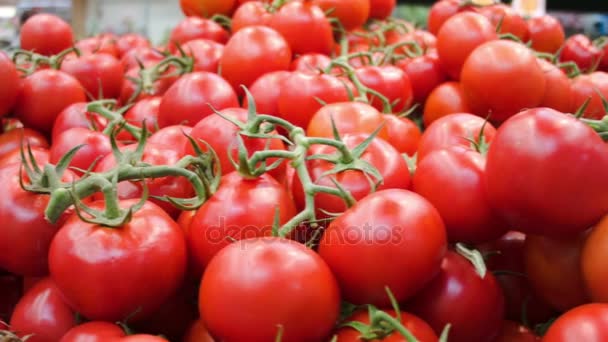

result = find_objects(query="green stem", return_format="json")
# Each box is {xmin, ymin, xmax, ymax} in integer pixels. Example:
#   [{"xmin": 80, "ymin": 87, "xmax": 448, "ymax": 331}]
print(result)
[{"xmin": 370, "ymin": 311, "xmax": 419, "ymax": 342}]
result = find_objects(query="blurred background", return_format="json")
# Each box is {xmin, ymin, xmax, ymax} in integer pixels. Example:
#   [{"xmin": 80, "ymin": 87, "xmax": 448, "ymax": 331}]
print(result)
[{"xmin": 0, "ymin": 0, "xmax": 606, "ymax": 47}]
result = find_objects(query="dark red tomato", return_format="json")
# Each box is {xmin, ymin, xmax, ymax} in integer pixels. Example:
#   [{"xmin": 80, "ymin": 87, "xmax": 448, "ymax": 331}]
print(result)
[
  {"xmin": 485, "ymin": 108, "xmax": 608, "ymax": 237},
  {"xmin": 542, "ymin": 304, "xmax": 608, "ymax": 342},
  {"xmin": 269, "ymin": 1, "xmax": 334, "ymax": 55},
  {"xmin": 231, "ymin": 1, "xmax": 272, "ymax": 32},
  {"xmin": 189, "ymin": 172, "xmax": 296, "ymax": 273},
  {"xmin": 10, "ymin": 278, "xmax": 76, "ymax": 342},
  {"xmin": 580, "ymin": 215, "xmax": 608, "ymax": 302},
  {"xmin": 278, "ymin": 72, "xmax": 353, "ymax": 129},
  {"xmin": 537, "ymin": 59, "xmax": 572, "ymax": 113},
  {"xmin": 120, "ymin": 96, "xmax": 161, "ymax": 140},
  {"xmin": 0, "ymin": 127, "xmax": 49, "ymax": 159},
  {"xmin": 414, "ymin": 145, "xmax": 508, "ymax": 244},
  {"xmin": 312, "ymin": 0, "xmax": 370, "ymax": 30},
  {"xmin": 307, "ymin": 102, "xmax": 389, "ymax": 140},
  {"xmin": 417, "ymin": 113, "xmax": 496, "ymax": 162},
  {"xmin": 319, "ymin": 189, "xmax": 447, "ymax": 306},
  {"xmin": 290, "ymin": 53, "xmax": 332, "ymax": 75},
  {"xmin": 200, "ymin": 237, "xmax": 340, "ymax": 342},
  {"xmin": 436, "ymin": 12, "xmax": 497, "ymax": 80},
  {"xmin": 60, "ymin": 53, "xmax": 124, "ymax": 100},
  {"xmin": 183, "ymin": 319, "xmax": 215, "ymax": 342},
  {"xmin": 479, "ymin": 4, "xmax": 529, "ymax": 42},
  {"xmin": 20, "ymin": 13, "xmax": 73, "ymax": 56},
  {"xmin": 368, "ymin": 0, "xmax": 396, "ymax": 20},
  {"xmin": 168, "ymin": 17, "xmax": 229, "ymax": 53},
  {"xmin": 74, "ymin": 36, "xmax": 120, "ymax": 58},
  {"xmin": 559, "ymin": 34, "xmax": 603, "ymax": 73},
  {"xmin": 335, "ymin": 309, "xmax": 438, "ymax": 341},
  {"xmin": 461, "ymin": 40, "xmax": 546, "ymax": 123},
  {"xmin": 383, "ymin": 114, "xmax": 421, "ymax": 156},
  {"xmin": 181, "ymin": 39, "xmax": 224, "ymax": 73},
  {"xmin": 179, "ymin": 0, "xmax": 235, "ymax": 17},
  {"xmin": 220, "ymin": 25, "xmax": 292, "ymax": 94},
  {"xmin": 51, "ymin": 102, "xmax": 108, "ymax": 142},
  {"xmin": 120, "ymin": 47, "xmax": 164, "ymax": 71},
  {"xmin": 148, "ymin": 125, "xmax": 192, "ymax": 154},
  {"xmin": 528, "ymin": 15, "xmax": 565, "ymax": 54},
  {"xmin": 50, "ymin": 127, "xmax": 113, "ymax": 176},
  {"xmin": 0, "ymin": 273, "xmax": 22, "ymax": 323},
  {"xmin": 185, "ymin": 108, "xmax": 287, "ymax": 182},
  {"xmin": 243, "ymin": 70, "xmax": 291, "ymax": 116},
  {"xmin": 116, "ymin": 33, "xmax": 151, "ymax": 57},
  {"xmin": 157, "ymin": 71, "xmax": 238, "ymax": 128},
  {"xmin": 422, "ymin": 81, "xmax": 472, "ymax": 127},
  {"xmin": 0, "ymin": 51, "xmax": 19, "ymax": 116},
  {"xmin": 60, "ymin": 322, "xmax": 126, "ymax": 342},
  {"xmin": 396, "ymin": 54, "xmax": 447, "ymax": 104},
  {"xmin": 355, "ymin": 65, "xmax": 414, "ymax": 113},
  {"xmin": 570, "ymin": 72, "xmax": 608, "ymax": 119},
  {"xmin": 427, "ymin": 0, "xmax": 463, "ymax": 35},
  {"xmin": 15, "ymin": 69, "xmax": 86, "ymax": 133},
  {"xmin": 495, "ymin": 321, "xmax": 538, "ymax": 342},
  {"xmin": 407, "ymin": 250, "xmax": 505, "ymax": 342},
  {"xmin": 49, "ymin": 199, "xmax": 187, "ymax": 322}
]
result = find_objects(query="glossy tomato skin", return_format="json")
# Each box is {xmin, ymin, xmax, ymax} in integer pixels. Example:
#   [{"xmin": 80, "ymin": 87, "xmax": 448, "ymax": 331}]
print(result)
[
  {"xmin": 179, "ymin": 0, "xmax": 235, "ymax": 17},
  {"xmin": 168, "ymin": 17, "xmax": 228, "ymax": 52},
  {"xmin": 231, "ymin": 1, "xmax": 272, "ymax": 32},
  {"xmin": 479, "ymin": 4, "xmax": 529, "ymax": 42},
  {"xmin": 422, "ymin": 81, "xmax": 472, "ymax": 127},
  {"xmin": 20, "ymin": 14, "xmax": 73, "ymax": 56},
  {"xmin": 436, "ymin": 12, "xmax": 497, "ymax": 80},
  {"xmin": 369, "ymin": 0, "xmax": 396, "ymax": 20},
  {"xmin": 494, "ymin": 321, "xmax": 538, "ymax": 342},
  {"xmin": 542, "ymin": 304, "xmax": 608, "ymax": 342},
  {"xmin": 383, "ymin": 114, "xmax": 421, "ymax": 156},
  {"xmin": 49, "ymin": 127, "xmax": 113, "ymax": 176},
  {"xmin": 183, "ymin": 319, "xmax": 215, "ymax": 342},
  {"xmin": 188, "ymin": 172, "xmax": 296, "ymax": 273},
  {"xmin": 157, "ymin": 71, "xmax": 238, "ymax": 128},
  {"xmin": 527, "ymin": 15, "xmax": 565, "ymax": 54},
  {"xmin": 148, "ymin": 125, "xmax": 192, "ymax": 154},
  {"xmin": 307, "ymin": 102, "xmax": 389, "ymax": 140},
  {"xmin": 15, "ymin": 69, "xmax": 86, "ymax": 133},
  {"xmin": 0, "ymin": 127, "xmax": 49, "ymax": 159},
  {"xmin": 116, "ymin": 33, "xmax": 151, "ymax": 57},
  {"xmin": 60, "ymin": 53, "xmax": 124, "ymax": 100},
  {"xmin": 59, "ymin": 322, "xmax": 126, "ymax": 342},
  {"xmin": 121, "ymin": 96, "xmax": 161, "ymax": 140},
  {"xmin": 312, "ymin": 0, "xmax": 370, "ymax": 30},
  {"xmin": 461, "ymin": 40, "xmax": 546, "ymax": 123},
  {"xmin": 51, "ymin": 102, "xmax": 108, "ymax": 142},
  {"xmin": 0, "ymin": 51, "xmax": 19, "ymax": 116},
  {"xmin": 581, "ymin": 215, "xmax": 608, "ymax": 302},
  {"xmin": 407, "ymin": 250, "xmax": 505, "ymax": 342},
  {"xmin": 570, "ymin": 72, "xmax": 608, "ymax": 119},
  {"xmin": 355, "ymin": 65, "xmax": 413, "ymax": 113},
  {"xmin": 397, "ymin": 54, "xmax": 447, "ymax": 104},
  {"xmin": 319, "ymin": 189, "xmax": 447, "ymax": 307},
  {"xmin": 181, "ymin": 39, "xmax": 224, "ymax": 73},
  {"xmin": 485, "ymin": 108, "xmax": 608, "ymax": 237},
  {"xmin": 48, "ymin": 200, "xmax": 187, "ymax": 322},
  {"xmin": 427, "ymin": 0, "xmax": 462, "ymax": 35},
  {"xmin": 243, "ymin": 70, "xmax": 291, "ymax": 116},
  {"xmin": 335, "ymin": 309, "xmax": 438, "ymax": 341},
  {"xmin": 199, "ymin": 237, "xmax": 340, "ymax": 342},
  {"xmin": 220, "ymin": 25, "xmax": 292, "ymax": 94},
  {"xmin": 537, "ymin": 59, "xmax": 572, "ymax": 113},
  {"xmin": 120, "ymin": 47, "xmax": 164, "ymax": 71},
  {"xmin": 74, "ymin": 36, "xmax": 120, "ymax": 58},
  {"xmin": 290, "ymin": 53, "xmax": 332, "ymax": 74},
  {"xmin": 10, "ymin": 278, "xmax": 76, "ymax": 342},
  {"xmin": 559, "ymin": 34, "xmax": 602, "ymax": 73}
]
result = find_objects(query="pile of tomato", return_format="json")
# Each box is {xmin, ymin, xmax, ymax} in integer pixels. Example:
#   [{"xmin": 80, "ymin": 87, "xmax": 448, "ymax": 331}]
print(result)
[{"xmin": 1, "ymin": 0, "xmax": 608, "ymax": 341}]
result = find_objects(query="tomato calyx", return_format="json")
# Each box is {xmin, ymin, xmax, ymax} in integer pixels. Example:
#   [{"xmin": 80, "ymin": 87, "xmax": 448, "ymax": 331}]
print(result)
[
  {"xmin": 0, "ymin": 329, "xmax": 28, "ymax": 342},
  {"xmin": 12, "ymin": 46, "xmax": 80, "ymax": 75},
  {"xmin": 87, "ymin": 100, "xmax": 146, "ymax": 142},
  {"xmin": 578, "ymin": 90, "xmax": 608, "ymax": 139},
  {"xmin": 455, "ymin": 243, "xmax": 488, "ymax": 278}
]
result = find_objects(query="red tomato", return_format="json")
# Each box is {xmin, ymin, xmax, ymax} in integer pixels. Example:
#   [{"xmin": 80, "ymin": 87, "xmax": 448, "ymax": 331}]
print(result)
[
  {"xmin": 0, "ymin": 146, "xmax": 48, "ymax": 167},
  {"xmin": 417, "ymin": 113, "xmax": 496, "ymax": 162},
  {"xmin": 495, "ymin": 321, "xmax": 538, "ymax": 342},
  {"xmin": 168, "ymin": 17, "xmax": 229, "ymax": 52},
  {"xmin": 570, "ymin": 72, "xmax": 608, "ymax": 119},
  {"xmin": 537, "ymin": 59, "xmax": 573, "ymax": 113},
  {"xmin": 479, "ymin": 4, "xmax": 529, "ymax": 42},
  {"xmin": 74, "ymin": 36, "xmax": 120, "ymax": 58},
  {"xmin": 307, "ymin": 102, "xmax": 389, "ymax": 140},
  {"xmin": 231, "ymin": 1, "xmax": 272, "ymax": 32},
  {"xmin": 581, "ymin": 215, "xmax": 608, "ymax": 302},
  {"xmin": 407, "ymin": 250, "xmax": 505, "ymax": 342},
  {"xmin": 269, "ymin": 1, "xmax": 334, "ymax": 55},
  {"xmin": 290, "ymin": 53, "xmax": 332, "ymax": 75},
  {"xmin": 220, "ymin": 26, "xmax": 292, "ymax": 93},
  {"xmin": 427, "ymin": 0, "xmax": 463, "ymax": 35},
  {"xmin": 527, "ymin": 15, "xmax": 565, "ymax": 54},
  {"xmin": 319, "ymin": 189, "xmax": 447, "ymax": 306},
  {"xmin": 559, "ymin": 34, "xmax": 603, "ymax": 73},
  {"xmin": 48, "ymin": 200, "xmax": 187, "ymax": 322},
  {"xmin": 60, "ymin": 53, "xmax": 124, "ymax": 100},
  {"xmin": 60, "ymin": 322, "xmax": 126, "ymax": 342},
  {"xmin": 243, "ymin": 70, "xmax": 291, "ymax": 116},
  {"xmin": 461, "ymin": 40, "xmax": 546, "ymax": 123},
  {"xmin": 10, "ymin": 278, "xmax": 76, "ymax": 342},
  {"xmin": 181, "ymin": 39, "xmax": 224, "ymax": 73},
  {"xmin": 120, "ymin": 47, "xmax": 164, "ymax": 71},
  {"xmin": 436, "ymin": 12, "xmax": 497, "ymax": 80},
  {"xmin": 20, "ymin": 14, "xmax": 73, "ymax": 56},
  {"xmin": 51, "ymin": 102, "xmax": 108, "ymax": 142},
  {"xmin": 148, "ymin": 125, "xmax": 192, "ymax": 154},
  {"xmin": 397, "ymin": 54, "xmax": 447, "ymax": 104},
  {"xmin": 485, "ymin": 108, "xmax": 608, "ymax": 237},
  {"xmin": 116, "ymin": 33, "xmax": 151, "ymax": 57},
  {"xmin": 335, "ymin": 309, "xmax": 438, "ymax": 341},
  {"xmin": 422, "ymin": 81, "xmax": 472, "ymax": 127},
  {"xmin": 184, "ymin": 319, "xmax": 215, "ymax": 342},
  {"xmin": 383, "ymin": 114, "xmax": 421, "ymax": 156},
  {"xmin": 49, "ymin": 127, "xmax": 113, "ymax": 176},
  {"xmin": 179, "ymin": 0, "xmax": 235, "ymax": 17},
  {"xmin": 368, "ymin": 0, "xmax": 396, "ymax": 20},
  {"xmin": 0, "ymin": 127, "xmax": 49, "ymax": 159},
  {"xmin": 542, "ymin": 304, "xmax": 608, "ymax": 342},
  {"xmin": 355, "ymin": 65, "xmax": 414, "ymax": 113},
  {"xmin": 199, "ymin": 237, "xmax": 340, "ymax": 341},
  {"xmin": 157, "ymin": 72, "xmax": 238, "ymax": 128},
  {"xmin": 0, "ymin": 51, "xmax": 18, "ymax": 116},
  {"xmin": 15, "ymin": 69, "xmax": 86, "ymax": 133},
  {"xmin": 121, "ymin": 96, "xmax": 161, "ymax": 140},
  {"xmin": 312, "ymin": 0, "xmax": 370, "ymax": 30},
  {"xmin": 119, "ymin": 63, "xmax": 177, "ymax": 105},
  {"xmin": 119, "ymin": 335, "xmax": 169, "ymax": 342}
]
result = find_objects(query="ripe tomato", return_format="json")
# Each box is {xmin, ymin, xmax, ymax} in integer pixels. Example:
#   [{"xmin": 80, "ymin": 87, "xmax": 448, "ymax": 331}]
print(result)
[
  {"xmin": 527, "ymin": 15, "xmax": 565, "ymax": 54},
  {"xmin": 542, "ymin": 303, "xmax": 608, "ymax": 342},
  {"xmin": 307, "ymin": 102, "xmax": 389, "ymax": 140},
  {"xmin": 485, "ymin": 108, "xmax": 608, "ymax": 237},
  {"xmin": 290, "ymin": 53, "xmax": 332, "ymax": 75},
  {"xmin": 368, "ymin": 0, "xmax": 396, "ymax": 20},
  {"xmin": 49, "ymin": 127, "xmax": 113, "ymax": 176},
  {"xmin": 60, "ymin": 322, "xmax": 126, "ymax": 342},
  {"xmin": 417, "ymin": 113, "xmax": 496, "ymax": 162},
  {"xmin": 0, "ymin": 127, "xmax": 49, "ymax": 159},
  {"xmin": 479, "ymin": 4, "xmax": 529, "ymax": 42},
  {"xmin": 427, "ymin": 0, "xmax": 463, "ymax": 35},
  {"xmin": 121, "ymin": 96, "xmax": 161, "ymax": 140},
  {"xmin": 570, "ymin": 72, "xmax": 608, "ymax": 119},
  {"xmin": 74, "ymin": 36, "xmax": 119, "ymax": 58},
  {"xmin": 0, "ymin": 146, "xmax": 49, "ymax": 167},
  {"xmin": 120, "ymin": 47, "xmax": 164, "ymax": 71},
  {"xmin": 179, "ymin": 0, "xmax": 235, "ymax": 17},
  {"xmin": 183, "ymin": 320, "xmax": 215, "ymax": 342},
  {"xmin": 48, "ymin": 200, "xmax": 187, "ymax": 322},
  {"xmin": 10, "ymin": 278, "xmax": 76, "ymax": 342},
  {"xmin": 60, "ymin": 53, "xmax": 124, "ymax": 100},
  {"xmin": 148, "ymin": 125, "xmax": 192, "ymax": 154},
  {"xmin": 335, "ymin": 309, "xmax": 438, "ymax": 341},
  {"xmin": 119, "ymin": 63, "xmax": 177, "ymax": 105},
  {"xmin": 581, "ymin": 215, "xmax": 608, "ymax": 302},
  {"xmin": 220, "ymin": 26, "xmax": 292, "ymax": 93},
  {"xmin": 269, "ymin": 1, "xmax": 334, "ymax": 55},
  {"xmin": 407, "ymin": 250, "xmax": 505, "ymax": 342},
  {"xmin": 494, "ymin": 321, "xmax": 538, "ymax": 342},
  {"xmin": 312, "ymin": 0, "xmax": 370, "ymax": 31},
  {"xmin": 0, "ymin": 51, "xmax": 18, "ymax": 116},
  {"xmin": 319, "ymin": 189, "xmax": 447, "ymax": 306},
  {"xmin": 559, "ymin": 34, "xmax": 603, "ymax": 73},
  {"xmin": 382, "ymin": 114, "xmax": 421, "ymax": 156},
  {"xmin": 168, "ymin": 17, "xmax": 229, "ymax": 52},
  {"xmin": 396, "ymin": 54, "xmax": 447, "ymax": 104},
  {"xmin": 243, "ymin": 70, "xmax": 291, "ymax": 116},
  {"xmin": 181, "ymin": 39, "xmax": 224, "ymax": 73},
  {"xmin": 422, "ymin": 81, "xmax": 472, "ymax": 127},
  {"xmin": 15, "ymin": 69, "xmax": 86, "ymax": 133},
  {"xmin": 537, "ymin": 59, "xmax": 572, "ymax": 113},
  {"xmin": 51, "ymin": 103, "xmax": 108, "ymax": 142},
  {"xmin": 20, "ymin": 13, "xmax": 73, "ymax": 56},
  {"xmin": 461, "ymin": 40, "xmax": 546, "ymax": 123},
  {"xmin": 157, "ymin": 71, "xmax": 238, "ymax": 128},
  {"xmin": 355, "ymin": 65, "xmax": 413, "ymax": 113},
  {"xmin": 199, "ymin": 237, "xmax": 340, "ymax": 341},
  {"xmin": 116, "ymin": 33, "xmax": 151, "ymax": 57},
  {"xmin": 436, "ymin": 12, "xmax": 497, "ymax": 80},
  {"xmin": 231, "ymin": 1, "xmax": 272, "ymax": 32},
  {"xmin": 119, "ymin": 335, "xmax": 169, "ymax": 342}
]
